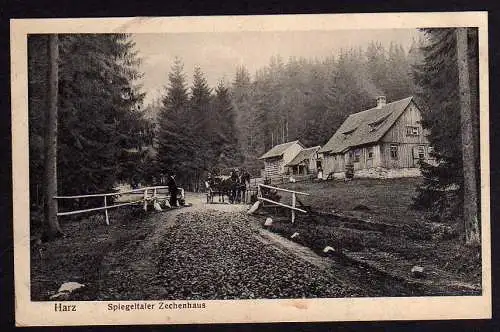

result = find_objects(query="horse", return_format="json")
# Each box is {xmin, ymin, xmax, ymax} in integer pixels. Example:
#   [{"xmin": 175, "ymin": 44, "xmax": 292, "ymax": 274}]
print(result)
[{"xmin": 206, "ymin": 175, "xmax": 233, "ymax": 203}]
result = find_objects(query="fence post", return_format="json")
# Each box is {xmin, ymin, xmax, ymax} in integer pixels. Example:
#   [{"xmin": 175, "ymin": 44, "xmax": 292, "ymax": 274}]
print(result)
[
  {"xmin": 291, "ymin": 192, "xmax": 296, "ymax": 224},
  {"xmin": 143, "ymin": 188, "xmax": 148, "ymax": 211},
  {"xmin": 104, "ymin": 196, "xmax": 110, "ymax": 225}
]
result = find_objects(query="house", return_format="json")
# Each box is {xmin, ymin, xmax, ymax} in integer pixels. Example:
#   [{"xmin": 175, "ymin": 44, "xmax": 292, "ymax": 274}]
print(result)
[
  {"xmin": 259, "ymin": 140, "xmax": 304, "ymax": 181},
  {"xmin": 318, "ymin": 96, "xmax": 434, "ymax": 179},
  {"xmin": 285, "ymin": 146, "xmax": 322, "ymax": 176}
]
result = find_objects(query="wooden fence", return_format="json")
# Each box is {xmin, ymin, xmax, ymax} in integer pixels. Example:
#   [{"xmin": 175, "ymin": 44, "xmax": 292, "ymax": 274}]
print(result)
[
  {"xmin": 54, "ymin": 186, "xmax": 182, "ymax": 225},
  {"xmin": 257, "ymin": 183, "xmax": 310, "ymax": 223}
]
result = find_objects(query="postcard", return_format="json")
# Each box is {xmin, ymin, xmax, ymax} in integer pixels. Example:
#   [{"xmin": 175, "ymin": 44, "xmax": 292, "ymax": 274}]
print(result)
[{"xmin": 11, "ymin": 12, "xmax": 490, "ymax": 326}]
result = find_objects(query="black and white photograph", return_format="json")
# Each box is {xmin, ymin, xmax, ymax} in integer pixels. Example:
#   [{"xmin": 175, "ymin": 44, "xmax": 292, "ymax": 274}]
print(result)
[{"xmin": 11, "ymin": 13, "xmax": 491, "ymax": 325}]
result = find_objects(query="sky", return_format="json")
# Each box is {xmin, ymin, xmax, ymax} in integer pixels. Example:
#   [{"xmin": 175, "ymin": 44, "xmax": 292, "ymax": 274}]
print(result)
[{"xmin": 132, "ymin": 29, "xmax": 422, "ymax": 104}]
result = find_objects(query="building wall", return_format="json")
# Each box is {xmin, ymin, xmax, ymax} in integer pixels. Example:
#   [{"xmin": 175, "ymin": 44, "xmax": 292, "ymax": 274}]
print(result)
[
  {"xmin": 322, "ymin": 152, "xmax": 345, "ymax": 176},
  {"xmin": 263, "ymin": 158, "xmax": 283, "ymax": 179},
  {"xmin": 381, "ymin": 101, "xmax": 429, "ymax": 144},
  {"xmin": 319, "ymin": 101, "xmax": 434, "ymax": 178},
  {"xmin": 380, "ymin": 101, "xmax": 432, "ymax": 168}
]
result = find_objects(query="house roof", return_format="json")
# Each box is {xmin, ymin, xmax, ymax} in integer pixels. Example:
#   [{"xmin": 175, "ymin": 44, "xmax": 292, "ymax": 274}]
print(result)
[
  {"xmin": 286, "ymin": 146, "xmax": 321, "ymax": 166},
  {"xmin": 259, "ymin": 140, "xmax": 302, "ymax": 159},
  {"xmin": 318, "ymin": 97, "xmax": 414, "ymax": 154}
]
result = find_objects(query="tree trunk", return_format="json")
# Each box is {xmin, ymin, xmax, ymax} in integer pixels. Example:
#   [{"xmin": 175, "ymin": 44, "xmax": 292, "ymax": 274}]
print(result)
[
  {"xmin": 456, "ymin": 28, "xmax": 480, "ymax": 246},
  {"xmin": 43, "ymin": 34, "xmax": 63, "ymax": 239}
]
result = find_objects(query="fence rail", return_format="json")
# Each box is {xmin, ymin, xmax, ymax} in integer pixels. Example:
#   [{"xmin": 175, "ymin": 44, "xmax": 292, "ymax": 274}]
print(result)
[
  {"xmin": 54, "ymin": 186, "xmax": 182, "ymax": 225},
  {"xmin": 257, "ymin": 184, "xmax": 309, "ymax": 223}
]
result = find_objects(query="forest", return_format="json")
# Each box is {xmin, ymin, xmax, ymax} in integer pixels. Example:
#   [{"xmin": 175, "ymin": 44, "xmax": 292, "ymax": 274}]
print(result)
[
  {"xmin": 28, "ymin": 29, "xmax": 480, "ymax": 243},
  {"xmin": 147, "ymin": 39, "xmax": 420, "ymax": 184}
]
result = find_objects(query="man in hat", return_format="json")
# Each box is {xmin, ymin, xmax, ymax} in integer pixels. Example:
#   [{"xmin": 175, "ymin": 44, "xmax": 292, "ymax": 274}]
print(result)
[{"xmin": 167, "ymin": 172, "xmax": 178, "ymax": 207}]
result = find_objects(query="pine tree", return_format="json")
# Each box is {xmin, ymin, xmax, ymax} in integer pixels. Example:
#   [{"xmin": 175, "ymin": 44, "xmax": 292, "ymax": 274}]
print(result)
[
  {"xmin": 28, "ymin": 35, "xmax": 49, "ymax": 211},
  {"xmin": 188, "ymin": 66, "xmax": 213, "ymax": 189},
  {"xmin": 157, "ymin": 57, "xmax": 190, "ymax": 184},
  {"xmin": 456, "ymin": 28, "xmax": 480, "ymax": 245},
  {"xmin": 43, "ymin": 34, "xmax": 63, "ymax": 238},
  {"xmin": 232, "ymin": 65, "xmax": 260, "ymax": 173},
  {"xmin": 212, "ymin": 80, "xmax": 242, "ymax": 169},
  {"xmin": 56, "ymin": 34, "xmax": 144, "ymax": 199},
  {"xmin": 412, "ymin": 28, "xmax": 481, "ymax": 243}
]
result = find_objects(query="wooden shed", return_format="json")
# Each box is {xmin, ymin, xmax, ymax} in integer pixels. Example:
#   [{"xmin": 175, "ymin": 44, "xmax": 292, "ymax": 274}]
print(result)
[
  {"xmin": 285, "ymin": 146, "xmax": 321, "ymax": 176},
  {"xmin": 318, "ymin": 96, "xmax": 434, "ymax": 179},
  {"xmin": 259, "ymin": 140, "xmax": 304, "ymax": 181}
]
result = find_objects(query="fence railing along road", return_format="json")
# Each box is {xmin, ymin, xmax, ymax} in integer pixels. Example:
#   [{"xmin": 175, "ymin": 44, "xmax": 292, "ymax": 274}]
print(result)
[
  {"xmin": 54, "ymin": 186, "xmax": 183, "ymax": 225},
  {"xmin": 257, "ymin": 183, "xmax": 310, "ymax": 223}
]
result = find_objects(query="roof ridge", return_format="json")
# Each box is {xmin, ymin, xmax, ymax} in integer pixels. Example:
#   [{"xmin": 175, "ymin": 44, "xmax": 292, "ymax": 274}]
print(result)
[
  {"xmin": 349, "ymin": 96, "xmax": 413, "ymax": 117},
  {"xmin": 318, "ymin": 96, "xmax": 414, "ymax": 154},
  {"xmin": 273, "ymin": 139, "xmax": 298, "ymax": 147}
]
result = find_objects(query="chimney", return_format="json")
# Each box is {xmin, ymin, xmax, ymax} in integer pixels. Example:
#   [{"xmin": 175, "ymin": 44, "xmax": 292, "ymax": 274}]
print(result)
[{"xmin": 376, "ymin": 96, "xmax": 386, "ymax": 109}]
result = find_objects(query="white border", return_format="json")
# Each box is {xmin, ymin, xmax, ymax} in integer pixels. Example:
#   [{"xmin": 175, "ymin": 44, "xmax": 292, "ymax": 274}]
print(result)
[{"xmin": 11, "ymin": 12, "xmax": 491, "ymax": 326}]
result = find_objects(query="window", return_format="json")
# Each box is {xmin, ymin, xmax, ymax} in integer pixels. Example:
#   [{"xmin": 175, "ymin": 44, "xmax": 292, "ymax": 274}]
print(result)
[
  {"xmin": 353, "ymin": 149, "xmax": 361, "ymax": 162},
  {"xmin": 367, "ymin": 147, "xmax": 374, "ymax": 159},
  {"xmin": 406, "ymin": 126, "xmax": 420, "ymax": 136},
  {"xmin": 390, "ymin": 144, "xmax": 399, "ymax": 160},
  {"xmin": 418, "ymin": 145, "xmax": 425, "ymax": 159}
]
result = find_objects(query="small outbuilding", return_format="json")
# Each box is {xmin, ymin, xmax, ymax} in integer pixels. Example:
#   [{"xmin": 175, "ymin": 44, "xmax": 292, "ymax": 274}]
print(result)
[
  {"xmin": 259, "ymin": 140, "xmax": 304, "ymax": 181},
  {"xmin": 285, "ymin": 146, "xmax": 321, "ymax": 176}
]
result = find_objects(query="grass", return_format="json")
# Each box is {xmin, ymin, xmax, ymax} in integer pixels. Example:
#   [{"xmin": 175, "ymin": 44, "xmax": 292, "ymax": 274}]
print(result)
[
  {"xmin": 257, "ymin": 177, "xmax": 482, "ymax": 295},
  {"xmin": 279, "ymin": 177, "xmax": 425, "ymax": 225},
  {"xmin": 30, "ymin": 205, "xmax": 155, "ymax": 301}
]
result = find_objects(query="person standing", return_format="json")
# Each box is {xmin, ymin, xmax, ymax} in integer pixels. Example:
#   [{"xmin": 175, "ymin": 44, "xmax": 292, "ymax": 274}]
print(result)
[
  {"xmin": 230, "ymin": 169, "xmax": 239, "ymax": 204},
  {"xmin": 240, "ymin": 168, "xmax": 251, "ymax": 204},
  {"xmin": 167, "ymin": 172, "xmax": 178, "ymax": 207}
]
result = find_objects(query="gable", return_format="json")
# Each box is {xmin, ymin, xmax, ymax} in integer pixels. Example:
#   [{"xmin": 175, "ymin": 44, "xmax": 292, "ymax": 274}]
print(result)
[
  {"xmin": 259, "ymin": 140, "xmax": 304, "ymax": 159},
  {"xmin": 318, "ymin": 97, "xmax": 413, "ymax": 154},
  {"xmin": 286, "ymin": 146, "xmax": 320, "ymax": 166},
  {"xmin": 381, "ymin": 101, "xmax": 427, "ymax": 143}
]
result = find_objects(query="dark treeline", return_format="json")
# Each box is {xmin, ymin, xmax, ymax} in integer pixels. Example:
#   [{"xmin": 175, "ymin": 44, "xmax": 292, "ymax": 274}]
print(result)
[
  {"xmin": 149, "ymin": 41, "xmax": 420, "ymax": 185},
  {"xmin": 154, "ymin": 59, "xmax": 243, "ymax": 191},
  {"xmin": 231, "ymin": 42, "xmax": 419, "ymax": 174},
  {"xmin": 29, "ymin": 34, "xmax": 154, "ymax": 214}
]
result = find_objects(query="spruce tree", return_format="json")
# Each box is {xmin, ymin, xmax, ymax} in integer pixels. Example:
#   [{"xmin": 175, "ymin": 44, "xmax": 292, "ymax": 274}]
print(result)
[
  {"xmin": 212, "ymin": 80, "xmax": 242, "ymax": 169},
  {"xmin": 412, "ymin": 28, "xmax": 480, "ymax": 241},
  {"xmin": 56, "ymin": 34, "xmax": 144, "ymax": 198},
  {"xmin": 157, "ymin": 57, "xmax": 190, "ymax": 185}
]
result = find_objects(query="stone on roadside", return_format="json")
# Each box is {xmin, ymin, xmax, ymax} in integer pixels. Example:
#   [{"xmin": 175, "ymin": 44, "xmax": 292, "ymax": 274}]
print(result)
[
  {"xmin": 50, "ymin": 282, "xmax": 85, "ymax": 300},
  {"xmin": 153, "ymin": 201, "xmax": 163, "ymax": 211},
  {"xmin": 264, "ymin": 217, "xmax": 273, "ymax": 226},
  {"xmin": 247, "ymin": 201, "xmax": 261, "ymax": 214},
  {"xmin": 323, "ymin": 246, "xmax": 335, "ymax": 254},
  {"xmin": 291, "ymin": 232, "xmax": 299, "ymax": 239},
  {"xmin": 411, "ymin": 265, "xmax": 425, "ymax": 278}
]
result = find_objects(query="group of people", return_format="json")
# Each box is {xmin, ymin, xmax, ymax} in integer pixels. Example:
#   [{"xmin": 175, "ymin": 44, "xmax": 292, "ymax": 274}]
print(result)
[{"xmin": 229, "ymin": 168, "xmax": 251, "ymax": 204}]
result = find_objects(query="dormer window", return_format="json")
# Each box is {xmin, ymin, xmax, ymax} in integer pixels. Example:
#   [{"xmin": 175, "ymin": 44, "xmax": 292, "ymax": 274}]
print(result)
[
  {"xmin": 406, "ymin": 126, "xmax": 420, "ymax": 136},
  {"xmin": 342, "ymin": 127, "xmax": 357, "ymax": 140},
  {"xmin": 368, "ymin": 114, "xmax": 391, "ymax": 132},
  {"xmin": 342, "ymin": 128, "xmax": 357, "ymax": 135}
]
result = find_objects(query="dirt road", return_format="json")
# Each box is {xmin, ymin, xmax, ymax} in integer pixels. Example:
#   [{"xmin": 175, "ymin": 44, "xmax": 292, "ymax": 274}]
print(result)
[{"xmin": 96, "ymin": 193, "xmax": 364, "ymax": 300}]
